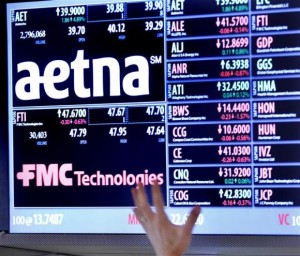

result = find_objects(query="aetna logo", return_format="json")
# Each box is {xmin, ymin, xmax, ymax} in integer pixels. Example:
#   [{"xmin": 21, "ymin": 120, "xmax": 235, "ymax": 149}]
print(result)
[
  {"xmin": 15, "ymin": 50, "xmax": 150, "ymax": 100},
  {"xmin": 16, "ymin": 163, "xmax": 164, "ymax": 187}
]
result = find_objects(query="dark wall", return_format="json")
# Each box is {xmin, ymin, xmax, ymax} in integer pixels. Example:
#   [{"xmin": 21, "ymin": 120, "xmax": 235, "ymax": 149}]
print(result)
[{"xmin": 0, "ymin": 2, "xmax": 9, "ymax": 231}]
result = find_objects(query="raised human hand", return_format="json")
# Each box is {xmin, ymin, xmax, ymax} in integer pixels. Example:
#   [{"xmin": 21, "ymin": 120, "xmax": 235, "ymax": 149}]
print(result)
[{"xmin": 131, "ymin": 181, "xmax": 200, "ymax": 256}]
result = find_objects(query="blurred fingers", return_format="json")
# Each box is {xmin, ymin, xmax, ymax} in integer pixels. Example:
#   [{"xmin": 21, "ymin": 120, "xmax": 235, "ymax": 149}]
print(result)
[
  {"xmin": 151, "ymin": 180, "xmax": 165, "ymax": 216},
  {"xmin": 131, "ymin": 183, "xmax": 153, "ymax": 218},
  {"xmin": 183, "ymin": 206, "xmax": 201, "ymax": 235}
]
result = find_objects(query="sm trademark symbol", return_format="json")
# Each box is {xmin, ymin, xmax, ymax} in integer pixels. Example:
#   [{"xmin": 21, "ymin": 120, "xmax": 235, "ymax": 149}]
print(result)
[{"xmin": 150, "ymin": 55, "xmax": 162, "ymax": 64}]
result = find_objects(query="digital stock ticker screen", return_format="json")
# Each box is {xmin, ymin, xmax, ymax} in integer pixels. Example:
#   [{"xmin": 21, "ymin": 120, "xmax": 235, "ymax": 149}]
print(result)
[{"xmin": 6, "ymin": 0, "xmax": 300, "ymax": 234}]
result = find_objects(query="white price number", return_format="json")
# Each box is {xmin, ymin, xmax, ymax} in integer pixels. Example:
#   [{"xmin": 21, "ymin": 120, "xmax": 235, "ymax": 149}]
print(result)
[
  {"xmin": 221, "ymin": 59, "xmax": 249, "ymax": 70},
  {"xmin": 107, "ymin": 23, "xmax": 125, "ymax": 33},
  {"xmin": 219, "ymin": 189, "xmax": 251, "ymax": 199},
  {"xmin": 56, "ymin": 6, "xmax": 85, "ymax": 16},
  {"xmin": 106, "ymin": 3, "xmax": 124, "ymax": 13},
  {"xmin": 146, "ymin": 106, "xmax": 165, "ymax": 115},
  {"xmin": 33, "ymin": 213, "xmax": 64, "ymax": 225},
  {"xmin": 146, "ymin": 125, "xmax": 165, "ymax": 136},
  {"xmin": 57, "ymin": 109, "xmax": 87, "ymax": 118},
  {"xmin": 145, "ymin": 20, "xmax": 163, "ymax": 31},
  {"xmin": 107, "ymin": 107, "xmax": 125, "ymax": 117},
  {"xmin": 109, "ymin": 127, "xmax": 127, "ymax": 136},
  {"xmin": 145, "ymin": 0, "xmax": 163, "ymax": 11},
  {"xmin": 69, "ymin": 128, "xmax": 87, "ymax": 138},
  {"xmin": 68, "ymin": 25, "xmax": 86, "ymax": 36}
]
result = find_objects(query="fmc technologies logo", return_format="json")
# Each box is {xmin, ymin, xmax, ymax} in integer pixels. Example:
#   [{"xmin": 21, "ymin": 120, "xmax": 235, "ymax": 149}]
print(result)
[
  {"xmin": 15, "ymin": 50, "xmax": 153, "ymax": 101},
  {"xmin": 16, "ymin": 163, "xmax": 164, "ymax": 187}
]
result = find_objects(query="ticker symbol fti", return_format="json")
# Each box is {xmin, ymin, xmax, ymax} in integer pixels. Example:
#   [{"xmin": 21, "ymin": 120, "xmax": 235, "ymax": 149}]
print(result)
[
  {"xmin": 16, "ymin": 112, "xmax": 27, "ymax": 122},
  {"xmin": 256, "ymin": 15, "xmax": 268, "ymax": 27}
]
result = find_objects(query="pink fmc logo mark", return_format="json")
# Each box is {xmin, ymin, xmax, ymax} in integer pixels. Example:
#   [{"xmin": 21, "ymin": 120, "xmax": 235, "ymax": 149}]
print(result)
[{"xmin": 16, "ymin": 163, "xmax": 73, "ymax": 187}]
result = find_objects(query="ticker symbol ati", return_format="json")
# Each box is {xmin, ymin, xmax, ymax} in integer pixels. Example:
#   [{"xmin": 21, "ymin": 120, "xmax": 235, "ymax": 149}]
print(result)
[{"xmin": 172, "ymin": 84, "xmax": 184, "ymax": 95}]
